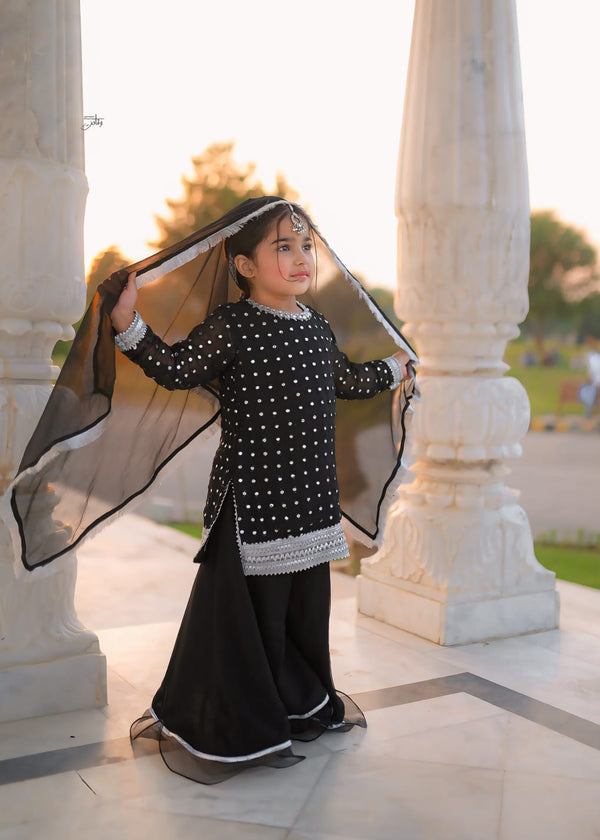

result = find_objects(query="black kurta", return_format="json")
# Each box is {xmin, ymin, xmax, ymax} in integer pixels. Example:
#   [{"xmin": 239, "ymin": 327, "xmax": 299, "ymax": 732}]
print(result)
[
  {"xmin": 125, "ymin": 295, "xmax": 400, "ymax": 780},
  {"xmin": 122, "ymin": 296, "xmax": 399, "ymax": 575}
]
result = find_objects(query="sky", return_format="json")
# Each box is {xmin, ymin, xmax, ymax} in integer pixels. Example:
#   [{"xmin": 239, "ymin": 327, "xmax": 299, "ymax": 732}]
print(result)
[{"xmin": 80, "ymin": 0, "xmax": 600, "ymax": 291}]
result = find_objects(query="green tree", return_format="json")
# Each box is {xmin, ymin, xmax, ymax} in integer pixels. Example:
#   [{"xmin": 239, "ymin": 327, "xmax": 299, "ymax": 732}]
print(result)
[
  {"xmin": 52, "ymin": 245, "xmax": 130, "ymax": 367},
  {"xmin": 574, "ymin": 292, "xmax": 600, "ymax": 341},
  {"xmin": 151, "ymin": 141, "xmax": 298, "ymax": 249},
  {"xmin": 369, "ymin": 286, "xmax": 403, "ymax": 330},
  {"xmin": 527, "ymin": 210, "xmax": 597, "ymax": 350},
  {"xmin": 85, "ymin": 245, "xmax": 131, "ymax": 308}
]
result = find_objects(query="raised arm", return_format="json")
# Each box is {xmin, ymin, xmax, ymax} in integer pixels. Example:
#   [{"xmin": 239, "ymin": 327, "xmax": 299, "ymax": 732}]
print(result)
[{"xmin": 110, "ymin": 272, "xmax": 235, "ymax": 390}]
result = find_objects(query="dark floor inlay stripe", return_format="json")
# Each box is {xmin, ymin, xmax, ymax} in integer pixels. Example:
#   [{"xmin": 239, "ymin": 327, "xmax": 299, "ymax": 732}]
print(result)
[
  {"xmin": 460, "ymin": 673, "xmax": 600, "ymax": 751},
  {"xmin": 0, "ymin": 737, "xmax": 133, "ymax": 786},
  {"xmin": 355, "ymin": 672, "xmax": 600, "ymax": 751},
  {"xmin": 2, "ymin": 672, "xmax": 599, "ymax": 786},
  {"xmin": 353, "ymin": 674, "xmax": 464, "ymax": 711}
]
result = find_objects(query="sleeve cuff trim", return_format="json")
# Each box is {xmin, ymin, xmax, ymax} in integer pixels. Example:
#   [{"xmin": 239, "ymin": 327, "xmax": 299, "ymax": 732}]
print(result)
[{"xmin": 114, "ymin": 311, "xmax": 148, "ymax": 352}]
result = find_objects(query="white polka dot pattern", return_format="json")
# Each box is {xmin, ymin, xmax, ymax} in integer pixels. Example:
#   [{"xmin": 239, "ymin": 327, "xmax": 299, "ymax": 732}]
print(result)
[{"xmin": 120, "ymin": 298, "xmax": 396, "ymax": 574}]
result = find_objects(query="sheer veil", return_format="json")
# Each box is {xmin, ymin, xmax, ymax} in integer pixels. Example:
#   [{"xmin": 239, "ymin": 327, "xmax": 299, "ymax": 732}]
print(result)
[{"xmin": 2, "ymin": 196, "xmax": 418, "ymax": 573}]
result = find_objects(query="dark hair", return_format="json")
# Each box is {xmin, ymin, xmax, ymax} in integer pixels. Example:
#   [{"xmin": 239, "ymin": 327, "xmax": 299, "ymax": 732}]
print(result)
[{"xmin": 226, "ymin": 200, "xmax": 312, "ymax": 297}]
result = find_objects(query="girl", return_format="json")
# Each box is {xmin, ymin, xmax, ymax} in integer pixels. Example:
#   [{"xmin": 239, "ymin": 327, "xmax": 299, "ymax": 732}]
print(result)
[
  {"xmin": 6, "ymin": 197, "xmax": 417, "ymax": 784},
  {"xmin": 113, "ymin": 199, "xmax": 411, "ymax": 782}
]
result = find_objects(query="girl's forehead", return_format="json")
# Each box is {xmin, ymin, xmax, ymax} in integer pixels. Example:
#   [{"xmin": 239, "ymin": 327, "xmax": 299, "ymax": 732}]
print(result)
[{"xmin": 265, "ymin": 213, "xmax": 306, "ymax": 241}]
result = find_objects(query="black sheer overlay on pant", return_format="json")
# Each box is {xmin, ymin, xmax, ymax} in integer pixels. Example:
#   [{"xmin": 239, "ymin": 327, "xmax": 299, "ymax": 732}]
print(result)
[{"xmin": 130, "ymin": 489, "xmax": 366, "ymax": 784}]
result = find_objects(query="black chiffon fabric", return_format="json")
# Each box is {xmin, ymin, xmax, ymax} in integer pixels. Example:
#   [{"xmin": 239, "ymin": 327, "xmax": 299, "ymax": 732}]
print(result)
[
  {"xmin": 4, "ymin": 196, "xmax": 417, "ymax": 572},
  {"xmin": 130, "ymin": 489, "xmax": 366, "ymax": 784},
  {"xmin": 1, "ymin": 196, "xmax": 417, "ymax": 784}
]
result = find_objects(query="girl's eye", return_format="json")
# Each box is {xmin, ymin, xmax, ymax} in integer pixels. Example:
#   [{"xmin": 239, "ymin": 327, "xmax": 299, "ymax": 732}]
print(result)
[
  {"xmin": 277, "ymin": 244, "xmax": 289, "ymax": 252},
  {"xmin": 303, "ymin": 243, "xmax": 312, "ymax": 251}
]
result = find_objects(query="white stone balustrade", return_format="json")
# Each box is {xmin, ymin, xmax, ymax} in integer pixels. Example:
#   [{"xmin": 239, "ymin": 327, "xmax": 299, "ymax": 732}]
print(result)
[{"xmin": 358, "ymin": 0, "xmax": 560, "ymax": 645}]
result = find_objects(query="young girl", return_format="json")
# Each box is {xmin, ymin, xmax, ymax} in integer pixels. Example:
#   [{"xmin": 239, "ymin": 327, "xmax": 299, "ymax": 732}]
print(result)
[
  {"xmin": 6, "ymin": 196, "xmax": 417, "ymax": 784},
  {"xmin": 110, "ymin": 200, "xmax": 412, "ymax": 782}
]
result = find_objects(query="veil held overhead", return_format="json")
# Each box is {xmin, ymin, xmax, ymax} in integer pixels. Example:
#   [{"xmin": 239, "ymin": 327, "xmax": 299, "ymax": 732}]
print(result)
[{"xmin": 4, "ymin": 196, "xmax": 418, "ymax": 572}]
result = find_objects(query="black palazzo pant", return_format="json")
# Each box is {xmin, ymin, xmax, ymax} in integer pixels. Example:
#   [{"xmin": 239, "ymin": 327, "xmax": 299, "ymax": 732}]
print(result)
[{"xmin": 130, "ymin": 489, "xmax": 366, "ymax": 784}]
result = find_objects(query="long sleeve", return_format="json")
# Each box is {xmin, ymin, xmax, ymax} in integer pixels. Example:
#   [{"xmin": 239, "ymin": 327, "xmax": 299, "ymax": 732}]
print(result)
[
  {"xmin": 115, "ymin": 309, "xmax": 236, "ymax": 391},
  {"xmin": 330, "ymin": 329, "xmax": 403, "ymax": 400}
]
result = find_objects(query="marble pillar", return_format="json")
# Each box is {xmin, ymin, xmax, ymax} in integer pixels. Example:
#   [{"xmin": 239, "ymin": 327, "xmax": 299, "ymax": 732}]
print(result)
[
  {"xmin": 0, "ymin": 0, "xmax": 107, "ymax": 721},
  {"xmin": 358, "ymin": 0, "xmax": 559, "ymax": 645}
]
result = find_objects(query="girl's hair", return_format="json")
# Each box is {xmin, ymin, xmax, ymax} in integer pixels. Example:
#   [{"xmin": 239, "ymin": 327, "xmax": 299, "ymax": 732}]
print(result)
[{"xmin": 225, "ymin": 201, "xmax": 312, "ymax": 297}]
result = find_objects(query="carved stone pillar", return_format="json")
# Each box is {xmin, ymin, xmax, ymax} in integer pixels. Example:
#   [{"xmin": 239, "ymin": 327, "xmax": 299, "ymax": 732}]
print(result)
[
  {"xmin": 0, "ymin": 0, "xmax": 106, "ymax": 721},
  {"xmin": 358, "ymin": 0, "xmax": 559, "ymax": 645}
]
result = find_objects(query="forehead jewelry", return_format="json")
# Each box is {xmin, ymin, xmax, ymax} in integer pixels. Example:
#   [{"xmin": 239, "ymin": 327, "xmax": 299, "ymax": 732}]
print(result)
[{"xmin": 288, "ymin": 204, "xmax": 307, "ymax": 235}]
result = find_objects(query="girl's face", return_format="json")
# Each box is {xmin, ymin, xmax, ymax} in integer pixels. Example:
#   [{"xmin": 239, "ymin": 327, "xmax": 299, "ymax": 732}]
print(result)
[{"xmin": 234, "ymin": 214, "xmax": 314, "ymax": 302}]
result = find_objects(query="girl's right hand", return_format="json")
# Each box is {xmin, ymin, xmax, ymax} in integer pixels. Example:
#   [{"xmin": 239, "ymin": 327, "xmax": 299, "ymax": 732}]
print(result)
[{"xmin": 110, "ymin": 271, "xmax": 138, "ymax": 333}]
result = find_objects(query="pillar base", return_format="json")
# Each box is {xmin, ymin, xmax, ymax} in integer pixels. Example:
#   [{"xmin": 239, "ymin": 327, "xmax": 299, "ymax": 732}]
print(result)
[
  {"xmin": 0, "ymin": 651, "xmax": 107, "ymax": 723},
  {"xmin": 357, "ymin": 569, "xmax": 560, "ymax": 646}
]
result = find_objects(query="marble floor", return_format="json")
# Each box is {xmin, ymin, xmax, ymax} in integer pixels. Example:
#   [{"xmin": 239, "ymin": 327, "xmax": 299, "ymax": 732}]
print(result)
[{"xmin": 1, "ymin": 513, "xmax": 600, "ymax": 840}]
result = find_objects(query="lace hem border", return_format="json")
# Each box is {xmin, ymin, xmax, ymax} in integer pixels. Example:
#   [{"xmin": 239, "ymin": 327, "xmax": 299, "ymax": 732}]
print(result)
[{"xmin": 241, "ymin": 522, "xmax": 349, "ymax": 576}]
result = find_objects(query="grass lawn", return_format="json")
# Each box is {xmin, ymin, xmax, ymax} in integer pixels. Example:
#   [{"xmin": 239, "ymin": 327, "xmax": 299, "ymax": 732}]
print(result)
[
  {"xmin": 535, "ymin": 543, "xmax": 600, "ymax": 590},
  {"xmin": 504, "ymin": 340, "xmax": 588, "ymax": 417},
  {"xmin": 171, "ymin": 522, "xmax": 203, "ymax": 540}
]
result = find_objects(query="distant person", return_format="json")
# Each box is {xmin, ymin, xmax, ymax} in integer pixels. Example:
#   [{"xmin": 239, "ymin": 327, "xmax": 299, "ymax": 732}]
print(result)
[
  {"xmin": 580, "ymin": 336, "xmax": 600, "ymax": 417},
  {"xmin": 543, "ymin": 349, "xmax": 560, "ymax": 367},
  {"xmin": 521, "ymin": 350, "xmax": 538, "ymax": 367}
]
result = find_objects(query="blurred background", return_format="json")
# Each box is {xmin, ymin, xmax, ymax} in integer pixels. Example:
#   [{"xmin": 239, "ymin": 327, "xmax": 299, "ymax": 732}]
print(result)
[{"xmin": 63, "ymin": 0, "xmax": 600, "ymax": 587}]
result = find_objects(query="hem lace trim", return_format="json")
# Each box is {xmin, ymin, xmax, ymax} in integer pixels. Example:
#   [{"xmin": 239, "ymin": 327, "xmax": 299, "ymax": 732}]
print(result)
[{"xmin": 241, "ymin": 522, "xmax": 349, "ymax": 576}]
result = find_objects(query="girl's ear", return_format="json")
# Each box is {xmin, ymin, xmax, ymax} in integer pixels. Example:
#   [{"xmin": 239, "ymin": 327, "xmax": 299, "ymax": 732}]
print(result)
[{"xmin": 234, "ymin": 254, "xmax": 254, "ymax": 279}]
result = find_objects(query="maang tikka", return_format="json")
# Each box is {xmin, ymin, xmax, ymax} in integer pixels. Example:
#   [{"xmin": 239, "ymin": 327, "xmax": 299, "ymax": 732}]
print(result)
[{"xmin": 288, "ymin": 204, "xmax": 307, "ymax": 235}]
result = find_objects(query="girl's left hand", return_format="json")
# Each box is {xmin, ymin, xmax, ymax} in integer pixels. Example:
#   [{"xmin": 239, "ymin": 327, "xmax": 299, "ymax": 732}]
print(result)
[{"xmin": 392, "ymin": 349, "xmax": 412, "ymax": 380}]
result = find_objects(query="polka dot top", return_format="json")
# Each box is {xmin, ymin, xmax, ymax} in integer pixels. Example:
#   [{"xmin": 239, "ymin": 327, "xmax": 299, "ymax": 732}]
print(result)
[{"xmin": 119, "ymin": 297, "xmax": 402, "ymax": 575}]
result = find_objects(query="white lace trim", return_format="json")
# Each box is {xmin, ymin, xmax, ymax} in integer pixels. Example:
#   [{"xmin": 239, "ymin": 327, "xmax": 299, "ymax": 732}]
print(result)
[
  {"xmin": 246, "ymin": 299, "xmax": 312, "ymax": 320},
  {"xmin": 383, "ymin": 355, "xmax": 403, "ymax": 390},
  {"xmin": 114, "ymin": 311, "xmax": 148, "ymax": 351},
  {"xmin": 241, "ymin": 522, "xmax": 349, "ymax": 575}
]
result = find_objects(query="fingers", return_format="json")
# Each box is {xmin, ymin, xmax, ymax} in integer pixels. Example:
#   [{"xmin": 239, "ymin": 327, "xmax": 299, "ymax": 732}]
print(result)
[{"xmin": 392, "ymin": 349, "xmax": 412, "ymax": 380}]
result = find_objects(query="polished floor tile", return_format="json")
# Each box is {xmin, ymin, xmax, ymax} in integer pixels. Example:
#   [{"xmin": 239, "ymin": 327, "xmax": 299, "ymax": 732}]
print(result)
[
  {"xmin": 293, "ymin": 749, "xmax": 504, "ymax": 840},
  {"xmin": 381, "ymin": 711, "xmax": 510, "ymax": 771},
  {"xmin": 0, "ymin": 805, "xmax": 288, "ymax": 840},
  {"xmin": 2, "ymin": 514, "xmax": 600, "ymax": 840},
  {"xmin": 504, "ymin": 714, "xmax": 600, "ymax": 780},
  {"xmin": 499, "ymin": 771, "xmax": 600, "ymax": 840},
  {"xmin": 0, "ymin": 771, "xmax": 95, "ymax": 830},
  {"xmin": 438, "ymin": 635, "xmax": 600, "ymax": 725},
  {"xmin": 86, "ymin": 752, "xmax": 332, "ymax": 830}
]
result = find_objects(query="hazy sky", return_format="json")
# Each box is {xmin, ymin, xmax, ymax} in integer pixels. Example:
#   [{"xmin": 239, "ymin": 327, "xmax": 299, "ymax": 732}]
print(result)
[{"xmin": 80, "ymin": 0, "xmax": 600, "ymax": 290}]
